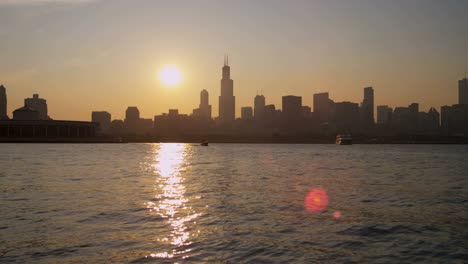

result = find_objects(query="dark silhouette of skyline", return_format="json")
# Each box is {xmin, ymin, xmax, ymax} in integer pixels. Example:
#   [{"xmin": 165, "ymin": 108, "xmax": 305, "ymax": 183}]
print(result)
[{"xmin": 1, "ymin": 59, "xmax": 468, "ymax": 143}]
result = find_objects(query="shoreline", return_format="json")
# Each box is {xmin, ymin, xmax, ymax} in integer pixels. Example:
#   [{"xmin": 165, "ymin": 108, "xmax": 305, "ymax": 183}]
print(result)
[{"xmin": 1, "ymin": 136, "xmax": 467, "ymax": 144}]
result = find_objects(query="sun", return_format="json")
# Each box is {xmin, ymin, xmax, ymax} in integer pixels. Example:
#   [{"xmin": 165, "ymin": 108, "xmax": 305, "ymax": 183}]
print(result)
[{"xmin": 159, "ymin": 65, "xmax": 182, "ymax": 86}]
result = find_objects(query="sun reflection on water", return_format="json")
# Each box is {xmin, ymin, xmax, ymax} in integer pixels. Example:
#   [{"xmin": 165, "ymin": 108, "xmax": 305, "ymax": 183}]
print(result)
[{"xmin": 146, "ymin": 143, "xmax": 200, "ymax": 260}]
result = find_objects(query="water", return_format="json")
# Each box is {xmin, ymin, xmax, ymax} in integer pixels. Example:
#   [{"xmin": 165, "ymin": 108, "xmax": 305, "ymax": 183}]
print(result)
[{"xmin": 1, "ymin": 143, "xmax": 468, "ymax": 263}]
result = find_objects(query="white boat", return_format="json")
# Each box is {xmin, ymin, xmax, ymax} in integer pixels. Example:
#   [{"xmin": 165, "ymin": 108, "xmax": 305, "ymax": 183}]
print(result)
[{"xmin": 336, "ymin": 134, "xmax": 352, "ymax": 145}]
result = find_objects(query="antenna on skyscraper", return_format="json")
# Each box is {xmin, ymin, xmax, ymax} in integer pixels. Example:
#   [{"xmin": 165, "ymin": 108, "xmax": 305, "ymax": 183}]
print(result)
[{"xmin": 223, "ymin": 54, "xmax": 230, "ymax": 66}]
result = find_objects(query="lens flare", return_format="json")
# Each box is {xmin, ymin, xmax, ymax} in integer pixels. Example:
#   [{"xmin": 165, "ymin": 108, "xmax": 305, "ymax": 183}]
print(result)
[
  {"xmin": 304, "ymin": 188, "xmax": 329, "ymax": 213},
  {"xmin": 333, "ymin": 211, "xmax": 342, "ymax": 219}
]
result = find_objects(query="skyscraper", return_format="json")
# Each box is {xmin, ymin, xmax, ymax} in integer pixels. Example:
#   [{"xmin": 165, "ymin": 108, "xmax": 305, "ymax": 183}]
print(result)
[
  {"xmin": 264, "ymin": 104, "xmax": 276, "ymax": 124},
  {"xmin": 301, "ymin": 106, "xmax": 311, "ymax": 118},
  {"xmin": 199, "ymin": 89, "xmax": 212, "ymax": 120},
  {"xmin": 241, "ymin": 107, "xmax": 253, "ymax": 120},
  {"xmin": 282, "ymin": 95, "xmax": 302, "ymax": 120},
  {"xmin": 377, "ymin": 105, "xmax": 392, "ymax": 124},
  {"xmin": 25, "ymin": 94, "xmax": 48, "ymax": 120},
  {"xmin": 124, "ymin": 106, "xmax": 142, "ymax": 134},
  {"xmin": 334, "ymin": 101, "xmax": 360, "ymax": 131},
  {"xmin": 0, "ymin": 85, "xmax": 6, "ymax": 119},
  {"xmin": 125, "ymin": 107, "xmax": 140, "ymax": 123},
  {"xmin": 459, "ymin": 78, "xmax": 468, "ymax": 105},
  {"xmin": 218, "ymin": 56, "xmax": 235, "ymax": 124},
  {"xmin": 361, "ymin": 87, "xmax": 374, "ymax": 126},
  {"xmin": 408, "ymin": 103, "xmax": 419, "ymax": 133},
  {"xmin": 201, "ymin": 89, "xmax": 209, "ymax": 107},
  {"xmin": 313, "ymin": 92, "xmax": 332, "ymax": 123},
  {"xmin": 92, "ymin": 111, "xmax": 111, "ymax": 133},
  {"xmin": 254, "ymin": 94, "xmax": 265, "ymax": 121}
]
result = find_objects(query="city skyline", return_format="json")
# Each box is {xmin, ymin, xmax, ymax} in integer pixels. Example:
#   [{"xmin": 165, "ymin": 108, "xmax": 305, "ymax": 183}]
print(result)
[
  {"xmin": 2, "ymin": 58, "xmax": 467, "ymax": 122},
  {"xmin": 2, "ymin": 65, "xmax": 468, "ymax": 123},
  {"xmin": 1, "ymin": 0, "xmax": 468, "ymax": 120}
]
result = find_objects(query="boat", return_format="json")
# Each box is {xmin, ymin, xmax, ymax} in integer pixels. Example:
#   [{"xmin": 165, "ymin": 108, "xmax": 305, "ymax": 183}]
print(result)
[
  {"xmin": 200, "ymin": 141, "xmax": 209, "ymax": 146},
  {"xmin": 336, "ymin": 134, "xmax": 352, "ymax": 145}
]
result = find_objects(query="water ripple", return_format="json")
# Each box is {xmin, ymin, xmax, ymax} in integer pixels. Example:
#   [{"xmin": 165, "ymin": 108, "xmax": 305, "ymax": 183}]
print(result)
[{"xmin": 1, "ymin": 144, "xmax": 467, "ymax": 263}]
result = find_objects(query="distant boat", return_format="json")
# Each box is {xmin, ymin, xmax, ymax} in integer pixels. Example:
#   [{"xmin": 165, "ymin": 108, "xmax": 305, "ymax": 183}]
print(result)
[
  {"xmin": 336, "ymin": 134, "xmax": 352, "ymax": 145},
  {"xmin": 201, "ymin": 141, "xmax": 209, "ymax": 146}
]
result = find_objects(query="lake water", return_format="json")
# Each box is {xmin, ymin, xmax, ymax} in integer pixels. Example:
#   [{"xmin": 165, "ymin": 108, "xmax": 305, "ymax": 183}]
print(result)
[{"xmin": 1, "ymin": 143, "xmax": 468, "ymax": 263}]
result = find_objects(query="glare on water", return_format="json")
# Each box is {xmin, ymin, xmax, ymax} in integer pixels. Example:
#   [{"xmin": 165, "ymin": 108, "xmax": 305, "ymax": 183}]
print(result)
[{"xmin": 146, "ymin": 143, "xmax": 200, "ymax": 259}]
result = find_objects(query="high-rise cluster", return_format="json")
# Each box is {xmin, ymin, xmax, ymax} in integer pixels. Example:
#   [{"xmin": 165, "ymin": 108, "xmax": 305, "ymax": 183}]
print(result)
[{"xmin": 2, "ymin": 59, "xmax": 468, "ymax": 140}]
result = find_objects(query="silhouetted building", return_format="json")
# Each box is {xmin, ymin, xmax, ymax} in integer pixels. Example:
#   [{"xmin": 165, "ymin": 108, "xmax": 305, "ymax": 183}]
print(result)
[
  {"xmin": 124, "ymin": 106, "xmax": 139, "ymax": 133},
  {"xmin": 194, "ymin": 89, "xmax": 212, "ymax": 120},
  {"xmin": 218, "ymin": 56, "xmax": 235, "ymax": 124},
  {"xmin": 13, "ymin": 104, "xmax": 40, "ymax": 120},
  {"xmin": 459, "ymin": 78, "xmax": 468, "ymax": 105},
  {"xmin": 301, "ymin": 106, "xmax": 311, "ymax": 118},
  {"xmin": 391, "ymin": 103, "xmax": 420, "ymax": 134},
  {"xmin": 169, "ymin": 109, "xmax": 178, "ymax": 117},
  {"xmin": 361, "ymin": 87, "xmax": 374, "ymax": 126},
  {"xmin": 0, "ymin": 85, "xmax": 6, "ymax": 119},
  {"xmin": 241, "ymin": 107, "xmax": 253, "ymax": 121},
  {"xmin": 313, "ymin": 92, "xmax": 332, "ymax": 123},
  {"xmin": 125, "ymin": 106, "xmax": 140, "ymax": 122},
  {"xmin": 154, "ymin": 109, "xmax": 194, "ymax": 136},
  {"xmin": 377, "ymin": 105, "xmax": 392, "ymax": 124},
  {"xmin": 92, "ymin": 111, "xmax": 111, "ymax": 134},
  {"xmin": 408, "ymin": 103, "xmax": 419, "ymax": 133},
  {"xmin": 254, "ymin": 95, "xmax": 265, "ymax": 121},
  {"xmin": 441, "ymin": 104, "xmax": 468, "ymax": 136},
  {"xmin": 392, "ymin": 106, "xmax": 410, "ymax": 133},
  {"xmin": 334, "ymin": 102, "xmax": 360, "ymax": 132},
  {"xmin": 264, "ymin": 104, "xmax": 276, "ymax": 124},
  {"xmin": 282, "ymin": 95, "xmax": 302, "ymax": 120},
  {"xmin": 417, "ymin": 107, "xmax": 440, "ymax": 135},
  {"xmin": 25, "ymin": 94, "xmax": 49, "ymax": 120},
  {"xmin": 140, "ymin": 118, "xmax": 153, "ymax": 132},
  {"xmin": 123, "ymin": 106, "xmax": 152, "ymax": 135},
  {"xmin": 0, "ymin": 119, "xmax": 97, "ymax": 138},
  {"xmin": 111, "ymin": 119, "xmax": 124, "ymax": 134},
  {"xmin": 409, "ymin": 103, "xmax": 419, "ymax": 114}
]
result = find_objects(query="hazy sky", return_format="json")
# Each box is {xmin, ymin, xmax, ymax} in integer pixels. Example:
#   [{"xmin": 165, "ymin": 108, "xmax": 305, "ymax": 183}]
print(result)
[{"xmin": 1, "ymin": 0, "xmax": 467, "ymax": 120}]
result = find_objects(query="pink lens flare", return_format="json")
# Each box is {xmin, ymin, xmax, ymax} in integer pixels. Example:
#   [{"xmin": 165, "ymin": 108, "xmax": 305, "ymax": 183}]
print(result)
[
  {"xmin": 304, "ymin": 188, "xmax": 329, "ymax": 213},
  {"xmin": 333, "ymin": 211, "xmax": 341, "ymax": 219}
]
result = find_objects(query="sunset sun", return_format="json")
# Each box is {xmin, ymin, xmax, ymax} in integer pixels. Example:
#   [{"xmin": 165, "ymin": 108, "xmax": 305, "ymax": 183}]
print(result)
[{"xmin": 159, "ymin": 65, "xmax": 182, "ymax": 86}]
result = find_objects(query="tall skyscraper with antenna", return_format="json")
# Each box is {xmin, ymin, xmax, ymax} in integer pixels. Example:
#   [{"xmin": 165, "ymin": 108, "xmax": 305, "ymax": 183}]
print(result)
[{"xmin": 218, "ymin": 56, "xmax": 235, "ymax": 124}]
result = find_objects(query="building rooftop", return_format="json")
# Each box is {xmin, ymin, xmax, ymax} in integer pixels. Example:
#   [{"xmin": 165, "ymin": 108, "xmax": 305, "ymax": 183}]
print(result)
[{"xmin": 13, "ymin": 105, "xmax": 38, "ymax": 113}]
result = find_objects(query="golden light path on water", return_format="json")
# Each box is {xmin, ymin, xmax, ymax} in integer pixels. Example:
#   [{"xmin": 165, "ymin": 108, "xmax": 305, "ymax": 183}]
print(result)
[{"xmin": 145, "ymin": 143, "xmax": 200, "ymax": 260}]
